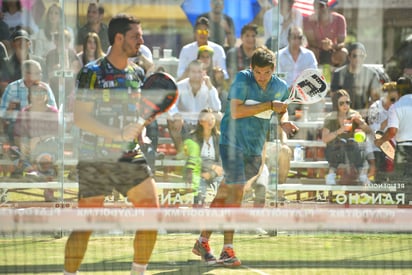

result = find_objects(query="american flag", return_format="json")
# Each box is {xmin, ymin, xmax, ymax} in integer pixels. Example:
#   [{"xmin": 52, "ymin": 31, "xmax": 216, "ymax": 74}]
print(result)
[{"xmin": 292, "ymin": 0, "xmax": 338, "ymax": 17}]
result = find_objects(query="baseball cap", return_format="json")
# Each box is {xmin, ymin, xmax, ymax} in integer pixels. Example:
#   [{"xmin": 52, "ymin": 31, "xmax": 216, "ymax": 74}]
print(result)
[
  {"xmin": 198, "ymin": 45, "xmax": 214, "ymax": 56},
  {"xmin": 317, "ymin": 0, "xmax": 328, "ymax": 5},
  {"xmin": 347, "ymin": 42, "xmax": 367, "ymax": 55},
  {"xmin": 10, "ymin": 29, "xmax": 31, "ymax": 41}
]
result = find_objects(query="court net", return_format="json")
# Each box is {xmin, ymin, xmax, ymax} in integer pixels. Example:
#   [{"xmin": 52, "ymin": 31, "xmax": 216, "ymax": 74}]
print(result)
[{"xmin": 1, "ymin": 207, "xmax": 412, "ymax": 275}]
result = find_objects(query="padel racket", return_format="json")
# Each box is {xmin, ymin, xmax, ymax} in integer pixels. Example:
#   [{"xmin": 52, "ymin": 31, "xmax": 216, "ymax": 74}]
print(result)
[
  {"xmin": 139, "ymin": 72, "xmax": 178, "ymax": 120},
  {"xmin": 375, "ymin": 130, "xmax": 396, "ymax": 160},
  {"xmin": 285, "ymin": 68, "xmax": 328, "ymax": 104}
]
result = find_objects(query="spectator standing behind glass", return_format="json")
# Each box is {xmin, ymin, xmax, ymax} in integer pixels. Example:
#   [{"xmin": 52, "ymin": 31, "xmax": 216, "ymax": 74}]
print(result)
[
  {"xmin": 77, "ymin": 32, "xmax": 105, "ymax": 67},
  {"xmin": 0, "ymin": 60, "xmax": 56, "ymax": 145},
  {"xmin": 168, "ymin": 60, "xmax": 221, "ymax": 153},
  {"xmin": 75, "ymin": 2, "xmax": 110, "ymax": 53},
  {"xmin": 183, "ymin": 108, "xmax": 223, "ymax": 207},
  {"xmin": 1, "ymin": 29, "xmax": 45, "ymax": 84},
  {"xmin": 13, "ymin": 82, "xmax": 59, "ymax": 200},
  {"xmin": 263, "ymin": 0, "xmax": 303, "ymax": 50},
  {"xmin": 322, "ymin": 89, "xmax": 372, "ymax": 185},
  {"xmin": 226, "ymin": 24, "xmax": 258, "ymax": 82},
  {"xmin": 330, "ymin": 42, "xmax": 381, "ymax": 114},
  {"xmin": 2, "ymin": 0, "xmax": 38, "ymax": 34},
  {"xmin": 367, "ymin": 82, "xmax": 399, "ymax": 182},
  {"xmin": 32, "ymin": 3, "xmax": 74, "ymax": 59},
  {"xmin": 375, "ymin": 77, "xmax": 412, "ymax": 198},
  {"xmin": 196, "ymin": 0, "xmax": 236, "ymax": 51},
  {"xmin": 45, "ymin": 29, "xmax": 81, "ymax": 106},
  {"xmin": 177, "ymin": 16, "xmax": 228, "ymax": 80},
  {"xmin": 303, "ymin": 0, "xmax": 347, "ymax": 67}
]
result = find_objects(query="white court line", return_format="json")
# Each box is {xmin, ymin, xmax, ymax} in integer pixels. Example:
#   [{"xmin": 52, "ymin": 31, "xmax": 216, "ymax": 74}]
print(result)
[{"xmin": 242, "ymin": 265, "xmax": 271, "ymax": 275}]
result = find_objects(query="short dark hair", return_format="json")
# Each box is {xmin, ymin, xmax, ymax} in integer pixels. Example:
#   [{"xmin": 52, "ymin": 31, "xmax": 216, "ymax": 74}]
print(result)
[
  {"xmin": 195, "ymin": 17, "xmax": 209, "ymax": 30},
  {"xmin": 108, "ymin": 14, "xmax": 141, "ymax": 45},
  {"xmin": 241, "ymin": 24, "xmax": 258, "ymax": 36},
  {"xmin": 88, "ymin": 2, "xmax": 104, "ymax": 15},
  {"xmin": 397, "ymin": 76, "xmax": 412, "ymax": 96},
  {"xmin": 251, "ymin": 46, "xmax": 276, "ymax": 69}
]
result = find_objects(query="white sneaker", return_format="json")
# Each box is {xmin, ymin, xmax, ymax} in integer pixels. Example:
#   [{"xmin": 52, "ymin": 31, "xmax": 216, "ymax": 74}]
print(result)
[
  {"xmin": 358, "ymin": 174, "xmax": 370, "ymax": 185},
  {"xmin": 325, "ymin": 173, "xmax": 336, "ymax": 185},
  {"xmin": 255, "ymin": 228, "xmax": 268, "ymax": 235}
]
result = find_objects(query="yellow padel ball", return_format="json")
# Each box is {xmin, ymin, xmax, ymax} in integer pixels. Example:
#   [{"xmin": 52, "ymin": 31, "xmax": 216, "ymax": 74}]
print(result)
[{"xmin": 354, "ymin": 130, "xmax": 366, "ymax": 143}]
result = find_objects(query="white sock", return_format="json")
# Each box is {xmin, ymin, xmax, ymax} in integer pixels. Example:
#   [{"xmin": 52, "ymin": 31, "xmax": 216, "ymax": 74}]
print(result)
[
  {"xmin": 63, "ymin": 271, "xmax": 78, "ymax": 275},
  {"xmin": 131, "ymin": 262, "xmax": 147, "ymax": 275},
  {"xmin": 199, "ymin": 236, "xmax": 209, "ymax": 243},
  {"xmin": 223, "ymin": 244, "xmax": 233, "ymax": 249}
]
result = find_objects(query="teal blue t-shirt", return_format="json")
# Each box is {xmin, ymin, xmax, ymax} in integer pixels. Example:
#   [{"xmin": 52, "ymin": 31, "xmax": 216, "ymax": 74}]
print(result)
[{"xmin": 219, "ymin": 69, "xmax": 288, "ymax": 156}]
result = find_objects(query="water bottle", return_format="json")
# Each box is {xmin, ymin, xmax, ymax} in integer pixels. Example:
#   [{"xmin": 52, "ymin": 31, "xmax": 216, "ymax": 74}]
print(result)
[{"xmin": 294, "ymin": 145, "xmax": 304, "ymax": 161}]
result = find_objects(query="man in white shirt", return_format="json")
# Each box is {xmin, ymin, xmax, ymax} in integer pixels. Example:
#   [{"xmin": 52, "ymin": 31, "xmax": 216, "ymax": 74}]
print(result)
[
  {"xmin": 278, "ymin": 26, "xmax": 317, "ymax": 88},
  {"xmin": 368, "ymin": 82, "xmax": 399, "ymax": 181},
  {"xmin": 278, "ymin": 26, "xmax": 317, "ymax": 118},
  {"xmin": 177, "ymin": 16, "xmax": 228, "ymax": 80},
  {"xmin": 168, "ymin": 60, "xmax": 221, "ymax": 153},
  {"xmin": 375, "ymin": 77, "xmax": 412, "ymax": 200}
]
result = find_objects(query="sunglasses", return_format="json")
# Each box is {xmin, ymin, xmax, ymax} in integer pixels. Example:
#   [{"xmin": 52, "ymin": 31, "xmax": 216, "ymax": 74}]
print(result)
[
  {"xmin": 338, "ymin": 100, "xmax": 351, "ymax": 106},
  {"xmin": 351, "ymin": 53, "xmax": 365, "ymax": 59},
  {"xmin": 291, "ymin": 35, "xmax": 303, "ymax": 40},
  {"xmin": 196, "ymin": 29, "xmax": 209, "ymax": 35},
  {"xmin": 31, "ymin": 90, "xmax": 47, "ymax": 96}
]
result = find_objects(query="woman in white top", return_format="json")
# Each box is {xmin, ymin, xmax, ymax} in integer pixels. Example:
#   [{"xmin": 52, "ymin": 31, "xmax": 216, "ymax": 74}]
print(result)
[
  {"xmin": 2, "ymin": 0, "xmax": 38, "ymax": 34},
  {"xmin": 32, "ymin": 3, "xmax": 74, "ymax": 58}
]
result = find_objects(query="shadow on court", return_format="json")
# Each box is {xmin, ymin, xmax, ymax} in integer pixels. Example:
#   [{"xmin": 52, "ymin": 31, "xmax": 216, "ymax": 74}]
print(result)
[{"xmin": 1, "ymin": 260, "xmax": 412, "ymax": 274}]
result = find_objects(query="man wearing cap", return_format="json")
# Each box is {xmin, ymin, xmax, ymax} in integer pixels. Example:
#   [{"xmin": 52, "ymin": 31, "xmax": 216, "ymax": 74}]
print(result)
[
  {"xmin": 303, "ymin": 0, "xmax": 347, "ymax": 67},
  {"xmin": 330, "ymin": 42, "xmax": 381, "ymax": 113},
  {"xmin": 1, "ymin": 29, "xmax": 45, "ymax": 84},
  {"xmin": 375, "ymin": 77, "xmax": 412, "ymax": 202},
  {"xmin": 177, "ymin": 17, "xmax": 228, "ymax": 80}
]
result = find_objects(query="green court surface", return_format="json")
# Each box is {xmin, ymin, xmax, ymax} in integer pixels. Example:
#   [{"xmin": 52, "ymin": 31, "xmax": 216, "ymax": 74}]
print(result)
[{"xmin": 1, "ymin": 232, "xmax": 412, "ymax": 274}]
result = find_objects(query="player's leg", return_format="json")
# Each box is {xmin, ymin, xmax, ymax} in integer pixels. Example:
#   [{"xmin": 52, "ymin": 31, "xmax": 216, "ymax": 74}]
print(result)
[
  {"xmin": 64, "ymin": 196, "xmax": 105, "ymax": 273},
  {"xmin": 126, "ymin": 176, "xmax": 159, "ymax": 270},
  {"xmin": 219, "ymin": 146, "xmax": 260, "ymax": 267}
]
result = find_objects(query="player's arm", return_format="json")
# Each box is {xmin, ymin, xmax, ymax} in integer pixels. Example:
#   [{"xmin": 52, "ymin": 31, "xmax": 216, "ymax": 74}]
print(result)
[
  {"xmin": 375, "ymin": 127, "xmax": 397, "ymax": 147},
  {"xmin": 278, "ymin": 110, "xmax": 299, "ymax": 137},
  {"xmin": 74, "ymin": 97, "xmax": 144, "ymax": 142},
  {"xmin": 230, "ymin": 98, "xmax": 287, "ymax": 119}
]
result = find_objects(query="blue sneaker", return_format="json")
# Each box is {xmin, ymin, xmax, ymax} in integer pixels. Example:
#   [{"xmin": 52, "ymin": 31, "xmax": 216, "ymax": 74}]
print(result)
[
  {"xmin": 218, "ymin": 247, "xmax": 241, "ymax": 267},
  {"xmin": 192, "ymin": 240, "xmax": 217, "ymax": 265}
]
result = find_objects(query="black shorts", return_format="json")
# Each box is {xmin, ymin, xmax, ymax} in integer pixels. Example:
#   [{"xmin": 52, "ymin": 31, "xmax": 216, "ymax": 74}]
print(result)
[{"xmin": 77, "ymin": 160, "xmax": 153, "ymax": 199}]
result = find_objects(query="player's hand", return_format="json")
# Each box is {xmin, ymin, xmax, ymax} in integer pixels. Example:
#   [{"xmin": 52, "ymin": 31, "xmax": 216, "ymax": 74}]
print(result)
[
  {"xmin": 203, "ymin": 75, "xmax": 213, "ymax": 89},
  {"xmin": 120, "ymin": 122, "xmax": 144, "ymax": 141},
  {"xmin": 271, "ymin": 100, "xmax": 288, "ymax": 113},
  {"xmin": 281, "ymin": 121, "xmax": 299, "ymax": 137}
]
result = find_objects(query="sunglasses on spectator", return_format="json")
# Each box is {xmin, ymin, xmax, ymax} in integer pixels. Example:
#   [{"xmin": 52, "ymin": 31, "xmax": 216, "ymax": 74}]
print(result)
[
  {"xmin": 31, "ymin": 90, "xmax": 47, "ymax": 96},
  {"xmin": 197, "ymin": 29, "xmax": 209, "ymax": 35},
  {"xmin": 351, "ymin": 53, "xmax": 365, "ymax": 59},
  {"xmin": 338, "ymin": 100, "xmax": 351, "ymax": 106},
  {"xmin": 291, "ymin": 35, "xmax": 303, "ymax": 40}
]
